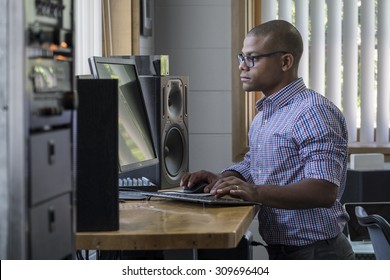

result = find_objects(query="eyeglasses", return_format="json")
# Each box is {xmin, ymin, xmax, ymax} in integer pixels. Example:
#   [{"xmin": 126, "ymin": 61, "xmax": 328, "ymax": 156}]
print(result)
[{"xmin": 237, "ymin": 51, "xmax": 289, "ymax": 68}]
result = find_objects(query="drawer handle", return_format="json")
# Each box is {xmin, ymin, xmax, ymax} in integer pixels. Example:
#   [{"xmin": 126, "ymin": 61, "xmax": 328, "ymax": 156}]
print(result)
[
  {"xmin": 48, "ymin": 207, "xmax": 56, "ymax": 233},
  {"xmin": 48, "ymin": 140, "xmax": 55, "ymax": 165}
]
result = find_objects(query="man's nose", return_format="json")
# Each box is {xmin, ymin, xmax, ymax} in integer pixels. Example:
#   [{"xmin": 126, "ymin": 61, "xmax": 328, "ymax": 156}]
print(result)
[{"xmin": 238, "ymin": 60, "xmax": 249, "ymax": 71}]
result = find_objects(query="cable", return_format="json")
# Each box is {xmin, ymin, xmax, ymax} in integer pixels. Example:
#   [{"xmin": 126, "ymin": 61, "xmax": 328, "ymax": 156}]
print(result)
[
  {"xmin": 76, "ymin": 250, "xmax": 84, "ymax": 260},
  {"xmin": 250, "ymin": 240, "xmax": 268, "ymax": 247}
]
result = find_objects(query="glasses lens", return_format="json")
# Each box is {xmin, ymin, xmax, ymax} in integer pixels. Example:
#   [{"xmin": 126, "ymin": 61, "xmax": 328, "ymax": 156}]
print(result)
[
  {"xmin": 238, "ymin": 54, "xmax": 253, "ymax": 68},
  {"xmin": 237, "ymin": 54, "xmax": 244, "ymax": 65},
  {"xmin": 246, "ymin": 57, "xmax": 253, "ymax": 67}
]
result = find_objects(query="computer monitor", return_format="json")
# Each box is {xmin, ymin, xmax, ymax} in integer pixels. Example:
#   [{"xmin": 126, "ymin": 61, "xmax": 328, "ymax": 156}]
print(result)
[{"xmin": 88, "ymin": 56, "xmax": 158, "ymax": 176}]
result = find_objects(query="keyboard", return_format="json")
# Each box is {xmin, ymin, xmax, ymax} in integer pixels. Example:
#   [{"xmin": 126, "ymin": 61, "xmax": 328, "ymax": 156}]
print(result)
[
  {"xmin": 118, "ymin": 176, "xmax": 158, "ymax": 192},
  {"xmin": 119, "ymin": 190, "xmax": 261, "ymax": 206}
]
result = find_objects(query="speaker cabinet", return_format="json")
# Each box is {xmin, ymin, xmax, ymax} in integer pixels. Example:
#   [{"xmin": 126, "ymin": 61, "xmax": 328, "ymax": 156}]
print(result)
[
  {"xmin": 76, "ymin": 79, "xmax": 119, "ymax": 231},
  {"xmin": 342, "ymin": 170, "xmax": 390, "ymax": 204},
  {"xmin": 139, "ymin": 76, "xmax": 189, "ymax": 189}
]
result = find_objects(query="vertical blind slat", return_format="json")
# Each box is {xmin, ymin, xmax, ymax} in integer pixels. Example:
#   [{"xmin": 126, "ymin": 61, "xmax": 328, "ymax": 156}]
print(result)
[
  {"xmin": 326, "ymin": 0, "xmax": 342, "ymax": 108},
  {"xmin": 342, "ymin": 0, "xmax": 358, "ymax": 142},
  {"xmin": 261, "ymin": 0, "xmax": 278, "ymax": 23},
  {"xmin": 75, "ymin": 0, "xmax": 102, "ymax": 75},
  {"xmin": 295, "ymin": 0, "xmax": 309, "ymax": 85},
  {"xmin": 376, "ymin": 0, "xmax": 390, "ymax": 144},
  {"xmin": 360, "ymin": 0, "xmax": 376, "ymax": 143},
  {"xmin": 279, "ymin": 0, "xmax": 292, "ymax": 22},
  {"xmin": 309, "ymin": 0, "xmax": 325, "ymax": 95}
]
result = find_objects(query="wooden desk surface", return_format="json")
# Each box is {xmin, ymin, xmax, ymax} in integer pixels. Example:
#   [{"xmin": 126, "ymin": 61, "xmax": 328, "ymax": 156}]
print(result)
[{"xmin": 76, "ymin": 198, "xmax": 260, "ymax": 250}]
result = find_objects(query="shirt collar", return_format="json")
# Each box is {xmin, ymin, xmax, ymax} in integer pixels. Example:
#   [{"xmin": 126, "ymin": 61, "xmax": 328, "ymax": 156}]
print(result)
[{"xmin": 255, "ymin": 78, "xmax": 307, "ymax": 112}]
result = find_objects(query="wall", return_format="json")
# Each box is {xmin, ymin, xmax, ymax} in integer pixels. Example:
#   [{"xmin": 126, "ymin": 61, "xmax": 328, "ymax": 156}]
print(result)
[
  {"xmin": 139, "ymin": 0, "xmax": 155, "ymax": 55},
  {"xmin": 154, "ymin": 0, "xmax": 234, "ymax": 173},
  {"xmin": 1, "ymin": 0, "xmax": 27, "ymax": 259},
  {"xmin": 0, "ymin": 0, "xmax": 8, "ymax": 260}
]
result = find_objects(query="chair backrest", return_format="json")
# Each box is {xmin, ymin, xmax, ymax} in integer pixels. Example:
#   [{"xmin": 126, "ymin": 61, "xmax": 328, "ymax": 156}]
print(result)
[{"xmin": 355, "ymin": 206, "xmax": 390, "ymax": 260}]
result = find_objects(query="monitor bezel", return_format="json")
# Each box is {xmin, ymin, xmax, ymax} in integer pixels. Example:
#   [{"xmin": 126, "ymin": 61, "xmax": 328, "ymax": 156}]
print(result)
[{"xmin": 88, "ymin": 56, "xmax": 159, "ymax": 174}]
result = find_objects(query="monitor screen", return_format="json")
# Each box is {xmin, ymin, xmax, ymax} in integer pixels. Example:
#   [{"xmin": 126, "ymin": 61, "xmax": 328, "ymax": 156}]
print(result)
[{"xmin": 88, "ymin": 56, "xmax": 158, "ymax": 173}]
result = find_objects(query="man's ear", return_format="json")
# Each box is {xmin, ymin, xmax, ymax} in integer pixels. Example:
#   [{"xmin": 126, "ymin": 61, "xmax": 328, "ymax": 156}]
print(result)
[{"xmin": 281, "ymin": 53, "xmax": 294, "ymax": 72}]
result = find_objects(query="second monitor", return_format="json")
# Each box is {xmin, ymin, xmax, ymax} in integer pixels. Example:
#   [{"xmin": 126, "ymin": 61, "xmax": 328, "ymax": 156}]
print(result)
[{"xmin": 89, "ymin": 56, "xmax": 159, "ymax": 186}]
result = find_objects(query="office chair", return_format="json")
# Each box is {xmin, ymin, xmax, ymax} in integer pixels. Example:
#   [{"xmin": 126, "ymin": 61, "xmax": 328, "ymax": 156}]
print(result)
[{"xmin": 355, "ymin": 206, "xmax": 390, "ymax": 260}]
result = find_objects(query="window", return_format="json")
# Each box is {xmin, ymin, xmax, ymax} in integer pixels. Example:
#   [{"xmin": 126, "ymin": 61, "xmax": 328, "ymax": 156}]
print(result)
[
  {"xmin": 102, "ymin": 0, "xmax": 140, "ymax": 56},
  {"xmin": 74, "ymin": 0, "xmax": 103, "ymax": 75},
  {"xmin": 232, "ymin": 0, "xmax": 390, "ymax": 161},
  {"xmin": 74, "ymin": 0, "xmax": 140, "ymax": 75}
]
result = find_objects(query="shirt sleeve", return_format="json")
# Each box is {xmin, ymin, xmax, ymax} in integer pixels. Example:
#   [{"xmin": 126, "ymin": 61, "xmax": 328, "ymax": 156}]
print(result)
[
  {"xmin": 293, "ymin": 103, "xmax": 348, "ymax": 187},
  {"xmin": 222, "ymin": 150, "xmax": 254, "ymax": 184}
]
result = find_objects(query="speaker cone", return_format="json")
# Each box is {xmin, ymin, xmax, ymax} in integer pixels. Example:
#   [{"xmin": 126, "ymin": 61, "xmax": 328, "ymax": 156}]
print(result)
[
  {"xmin": 164, "ymin": 126, "xmax": 185, "ymax": 177},
  {"xmin": 167, "ymin": 81, "xmax": 183, "ymax": 118}
]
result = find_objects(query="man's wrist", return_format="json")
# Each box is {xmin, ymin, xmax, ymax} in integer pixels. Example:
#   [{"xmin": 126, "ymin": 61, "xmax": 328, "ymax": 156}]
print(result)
[{"xmin": 221, "ymin": 170, "xmax": 245, "ymax": 181}]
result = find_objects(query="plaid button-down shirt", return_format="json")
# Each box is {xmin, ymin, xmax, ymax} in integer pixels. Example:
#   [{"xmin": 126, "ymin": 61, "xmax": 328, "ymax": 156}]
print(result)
[{"xmin": 225, "ymin": 78, "xmax": 349, "ymax": 246}]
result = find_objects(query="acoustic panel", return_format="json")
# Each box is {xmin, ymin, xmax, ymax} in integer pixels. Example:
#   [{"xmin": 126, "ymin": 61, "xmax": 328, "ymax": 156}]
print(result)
[{"xmin": 76, "ymin": 79, "xmax": 119, "ymax": 232}]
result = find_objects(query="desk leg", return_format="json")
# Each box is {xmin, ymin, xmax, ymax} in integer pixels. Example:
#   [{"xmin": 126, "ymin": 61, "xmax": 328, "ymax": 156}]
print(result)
[{"xmin": 192, "ymin": 249, "xmax": 198, "ymax": 260}]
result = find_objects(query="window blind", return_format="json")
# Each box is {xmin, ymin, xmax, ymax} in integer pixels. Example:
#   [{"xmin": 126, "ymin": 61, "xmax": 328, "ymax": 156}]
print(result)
[
  {"xmin": 74, "ymin": 0, "xmax": 102, "ymax": 76},
  {"xmin": 261, "ymin": 0, "xmax": 390, "ymax": 145}
]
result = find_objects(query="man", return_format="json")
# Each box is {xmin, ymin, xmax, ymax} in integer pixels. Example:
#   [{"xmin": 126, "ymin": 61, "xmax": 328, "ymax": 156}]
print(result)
[{"xmin": 180, "ymin": 20, "xmax": 354, "ymax": 260}]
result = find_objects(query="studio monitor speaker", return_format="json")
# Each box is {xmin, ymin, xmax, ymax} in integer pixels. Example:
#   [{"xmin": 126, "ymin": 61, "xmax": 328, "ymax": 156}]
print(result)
[
  {"xmin": 139, "ymin": 76, "xmax": 189, "ymax": 189},
  {"xmin": 76, "ymin": 79, "xmax": 119, "ymax": 231}
]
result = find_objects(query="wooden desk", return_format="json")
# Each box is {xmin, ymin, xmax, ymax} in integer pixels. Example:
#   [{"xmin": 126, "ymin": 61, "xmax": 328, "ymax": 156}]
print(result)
[{"xmin": 76, "ymin": 198, "xmax": 260, "ymax": 250}]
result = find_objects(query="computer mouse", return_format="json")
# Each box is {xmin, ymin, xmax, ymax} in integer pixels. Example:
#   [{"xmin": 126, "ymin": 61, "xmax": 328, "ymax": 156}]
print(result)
[{"xmin": 183, "ymin": 181, "xmax": 208, "ymax": 194}]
